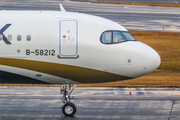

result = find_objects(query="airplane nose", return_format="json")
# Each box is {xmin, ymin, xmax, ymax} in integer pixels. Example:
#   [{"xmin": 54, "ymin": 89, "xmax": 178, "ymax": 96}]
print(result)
[{"xmin": 143, "ymin": 46, "xmax": 161, "ymax": 75}]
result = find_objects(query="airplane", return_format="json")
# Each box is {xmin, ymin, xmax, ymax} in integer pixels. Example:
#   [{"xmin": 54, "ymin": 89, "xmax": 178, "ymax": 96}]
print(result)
[{"xmin": 0, "ymin": 4, "xmax": 160, "ymax": 116}]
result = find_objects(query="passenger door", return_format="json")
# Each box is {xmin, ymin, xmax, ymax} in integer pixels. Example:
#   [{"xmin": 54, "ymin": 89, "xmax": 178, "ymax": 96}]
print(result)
[{"xmin": 59, "ymin": 20, "xmax": 78, "ymax": 58}]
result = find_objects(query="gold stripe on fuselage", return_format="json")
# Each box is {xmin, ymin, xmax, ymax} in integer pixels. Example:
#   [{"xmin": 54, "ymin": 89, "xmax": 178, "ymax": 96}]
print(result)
[{"xmin": 0, "ymin": 57, "xmax": 131, "ymax": 83}]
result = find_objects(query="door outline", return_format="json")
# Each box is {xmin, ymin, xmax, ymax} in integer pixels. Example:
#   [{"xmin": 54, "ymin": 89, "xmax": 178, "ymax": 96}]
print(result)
[{"xmin": 59, "ymin": 20, "xmax": 78, "ymax": 58}]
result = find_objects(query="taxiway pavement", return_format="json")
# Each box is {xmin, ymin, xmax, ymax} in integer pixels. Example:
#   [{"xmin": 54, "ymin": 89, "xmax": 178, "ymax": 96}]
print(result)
[
  {"xmin": 79, "ymin": 0, "xmax": 180, "ymax": 3},
  {"xmin": 0, "ymin": 0, "xmax": 180, "ymax": 32},
  {"xmin": 0, "ymin": 86, "xmax": 180, "ymax": 120}
]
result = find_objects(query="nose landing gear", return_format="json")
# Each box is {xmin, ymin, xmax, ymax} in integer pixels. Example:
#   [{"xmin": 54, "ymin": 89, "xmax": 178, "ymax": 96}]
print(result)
[{"xmin": 61, "ymin": 84, "xmax": 76, "ymax": 116}]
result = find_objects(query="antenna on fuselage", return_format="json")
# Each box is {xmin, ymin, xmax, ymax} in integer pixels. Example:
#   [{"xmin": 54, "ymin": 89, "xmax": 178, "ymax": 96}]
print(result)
[{"xmin": 59, "ymin": 4, "xmax": 66, "ymax": 12}]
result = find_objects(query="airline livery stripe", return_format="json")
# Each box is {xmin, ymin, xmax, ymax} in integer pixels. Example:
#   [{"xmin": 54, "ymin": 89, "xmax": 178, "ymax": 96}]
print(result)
[{"xmin": 0, "ymin": 58, "xmax": 131, "ymax": 83}]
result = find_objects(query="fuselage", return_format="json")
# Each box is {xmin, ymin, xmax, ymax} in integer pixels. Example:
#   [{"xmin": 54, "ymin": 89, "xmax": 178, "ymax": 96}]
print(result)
[{"xmin": 0, "ymin": 10, "xmax": 161, "ymax": 84}]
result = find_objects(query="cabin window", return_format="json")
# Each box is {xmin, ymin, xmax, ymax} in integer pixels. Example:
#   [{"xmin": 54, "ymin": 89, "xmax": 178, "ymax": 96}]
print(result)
[
  {"xmin": 121, "ymin": 32, "xmax": 136, "ymax": 41},
  {"xmin": 27, "ymin": 35, "xmax": 31, "ymax": 41},
  {"xmin": 0, "ymin": 34, "xmax": 3, "ymax": 41},
  {"xmin": 36, "ymin": 35, "xmax": 41, "ymax": 41},
  {"xmin": 17, "ymin": 35, "xmax": 21, "ymax": 41},
  {"xmin": 45, "ymin": 35, "xmax": 50, "ymax": 41},
  {"xmin": 113, "ymin": 32, "xmax": 126, "ymax": 43},
  {"xmin": 102, "ymin": 32, "xmax": 112, "ymax": 43},
  {"xmin": 8, "ymin": 35, "xmax": 12, "ymax": 41}
]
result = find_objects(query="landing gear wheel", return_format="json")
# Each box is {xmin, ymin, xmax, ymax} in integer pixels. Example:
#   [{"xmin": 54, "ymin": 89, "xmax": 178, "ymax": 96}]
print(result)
[{"xmin": 62, "ymin": 103, "xmax": 76, "ymax": 116}]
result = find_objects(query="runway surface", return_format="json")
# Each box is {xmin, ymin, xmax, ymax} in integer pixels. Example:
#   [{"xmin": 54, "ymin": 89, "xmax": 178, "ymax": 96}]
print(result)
[
  {"xmin": 0, "ymin": 0, "xmax": 180, "ymax": 32},
  {"xmin": 0, "ymin": 86, "xmax": 180, "ymax": 120}
]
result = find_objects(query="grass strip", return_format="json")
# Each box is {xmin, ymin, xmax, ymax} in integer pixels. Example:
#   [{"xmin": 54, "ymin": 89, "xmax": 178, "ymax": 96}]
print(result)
[{"xmin": 91, "ymin": 1, "xmax": 180, "ymax": 8}]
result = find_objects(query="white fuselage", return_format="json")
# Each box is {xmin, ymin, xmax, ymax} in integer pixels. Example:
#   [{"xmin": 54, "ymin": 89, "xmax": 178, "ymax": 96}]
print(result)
[{"xmin": 0, "ymin": 10, "xmax": 160, "ymax": 84}]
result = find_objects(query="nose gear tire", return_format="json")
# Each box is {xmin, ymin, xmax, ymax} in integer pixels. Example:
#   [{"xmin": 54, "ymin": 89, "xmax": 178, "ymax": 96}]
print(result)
[{"xmin": 62, "ymin": 103, "xmax": 76, "ymax": 116}]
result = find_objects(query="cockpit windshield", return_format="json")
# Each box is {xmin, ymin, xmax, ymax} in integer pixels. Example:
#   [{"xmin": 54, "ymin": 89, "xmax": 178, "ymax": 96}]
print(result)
[
  {"xmin": 113, "ymin": 32, "xmax": 126, "ymax": 43},
  {"xmin": 101, "ymin": 31, "xmax": 136, "ymax": 44},
  {"xmin": 121, "ymin": 32, "xmax": 136, "ymax": 41},
  {"xmin": 102, "ymin": 32, "xmax": 112, "ymax": 43}
]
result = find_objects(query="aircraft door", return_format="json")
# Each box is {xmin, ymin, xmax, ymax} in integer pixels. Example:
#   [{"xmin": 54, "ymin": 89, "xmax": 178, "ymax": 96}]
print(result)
[{"xmin": 58, "ymin": 20, "xmax": 79, "ymax": 58}]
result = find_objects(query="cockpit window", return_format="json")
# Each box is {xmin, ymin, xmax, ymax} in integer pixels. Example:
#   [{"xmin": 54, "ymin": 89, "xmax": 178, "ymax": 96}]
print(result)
[
  {"xmin": 113, "ymin": 32, "xmax": 126, "ymax": 43},
  {"xmin": 101, "ymin": 31, "xmax": 136, "ymax": 44},
  {"xmin": 121, "ymin": 32, "xmax": 136, "ymax": 41},
  {"xmin": 102, "ymin": 32, "xmax": 112, "ymax": 43}
]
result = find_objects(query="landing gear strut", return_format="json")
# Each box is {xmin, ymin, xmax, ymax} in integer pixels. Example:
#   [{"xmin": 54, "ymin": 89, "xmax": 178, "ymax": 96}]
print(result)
[{"xmin": 61, "ymin": 84, "xmax": 76, "ymax": 116}]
